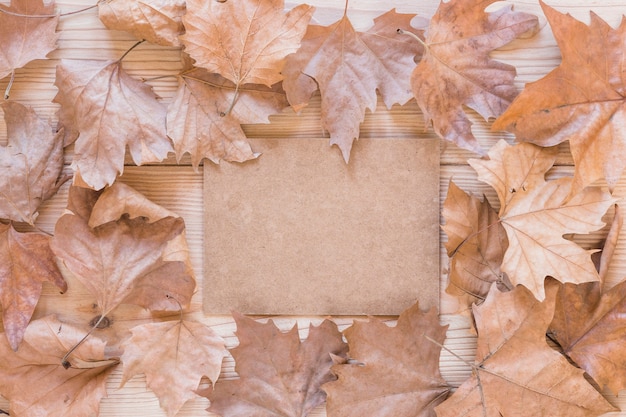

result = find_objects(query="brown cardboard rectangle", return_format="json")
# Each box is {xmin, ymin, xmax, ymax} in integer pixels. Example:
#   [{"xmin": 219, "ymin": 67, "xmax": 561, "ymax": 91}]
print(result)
[{"xmin": 203, "ymin": 138, "xmax": 440, "ymax": 315}]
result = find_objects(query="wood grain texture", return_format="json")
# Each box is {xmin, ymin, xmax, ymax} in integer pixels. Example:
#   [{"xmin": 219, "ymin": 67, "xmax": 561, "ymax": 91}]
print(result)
[{"xmin": 0, "ymin": 0, "xmax": 625, "ymax": 415}]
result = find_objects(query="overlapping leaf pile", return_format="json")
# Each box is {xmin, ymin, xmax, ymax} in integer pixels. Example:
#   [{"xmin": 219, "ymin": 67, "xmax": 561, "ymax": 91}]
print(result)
[{"xmin": 1, "ymin": 0, "xmax": 626, "ymax": 416}]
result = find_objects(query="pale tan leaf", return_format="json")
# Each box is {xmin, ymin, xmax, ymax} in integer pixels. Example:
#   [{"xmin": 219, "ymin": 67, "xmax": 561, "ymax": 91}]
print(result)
[
  {"xmin": 469, "ymin": 141, "xmax": 615, "ymax": 300},
  {"xmin": 53, "ymin": 59, "xmax": 172, "ymax": 190},
  {"xmin": 51, "ymin": 184, "xmax": 195, "ymax": 317},
  {"xmin": 283, "ymin": 9, "xmax": 425, "ymax": 161},
  {"xmin": 98, "ymin": 0, "xmax": 185, "ymax": 47},
  {"xmin": 89, "ymin": 181, "xmax": 179, "ymax": 227},
  {"xmin": 0, "ymin": 0, "xmax": 59, "ymax": 80},
  {"xmin": 166, "ymin": 69, "xmax": 288, "ymax": 167},
  {"xmin": 120, "ymin": 320, "xmax": 225, "ymax": 416},
  {"xmin": 0, "ymin": 315, "xmax": 118, "ymax": 417},
  {"xmin": 0, "ymin": 101, "xmax": 64, "ymax": 225},
  {"xmin": 181, "ymin": 0, "xmax": 313, "ymax": 87}
]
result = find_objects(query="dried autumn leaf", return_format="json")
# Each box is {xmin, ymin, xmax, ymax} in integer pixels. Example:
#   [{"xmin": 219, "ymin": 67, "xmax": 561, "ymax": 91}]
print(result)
[
  {"xmin": 166, "ymin": 68, "xmax": 288, "ymax": 167},
  {"xmin": 206, "ymin": 313, "xmax": 348, "ymax": 417},
  {"xmin": 323, "ymin": 303, "xmax": 450, "ymax": 417},
  {"xmin": 282, "ymin": 9, "xmax": 425, "ymax": 161},
  {"xmin": 468, "ymin": 140, "xmax": 615, "ymax": 300},
  {"xmin": 0, "ymin": 224, "xmax": 66, "ymax": 351},
  {"xmin": 98, "ymin": 0, "xmax": 185, "ymax": 47},
  {"xmin": 411, "ymin": 0, "xmax": 537, "ymax": 154},
  {"xmin": 442, "ymin": 180, "xmax": 510, "ymax": 308},
  {"xmin": 0, "ymin": 315, "xmax": 119, "ymax": 417},
  {"xmin": 435, "ymin": 282, "xmax": 616, "ymax": 417},
  {"xmin": 0, "ymin": 100, "xmax": 64, "ymax": 225},
  {"xmin": 53, "ymin": 58, "xmax": 172, "ymax": 190},
  {"xmin": 51, "ymin": 183, "xmax": 195, "ymax": 319},
  {"xmin": 493, "ymin": 1, "xmax": 626, "ymax": 192},
  {"xmin": 120, "ymin": 319, "xmax": 225, "ymax": 416},
  {"xmin": 0, "ymin": 0, "xmax": 59, "ymax": 80},
  {"xmin": 181, "ymin": 0, "xmax": 313, "ymax": 88},
  {"xmin": 550, "ymin": 279, "xmax": 626, "ymax": 395},
  {"xmin": 590, "ymin": 204, "xmax": 622, "ymax": 282}
]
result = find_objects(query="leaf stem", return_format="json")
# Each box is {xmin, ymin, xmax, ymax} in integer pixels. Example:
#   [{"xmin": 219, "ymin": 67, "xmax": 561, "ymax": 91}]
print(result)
[
  {"xmin": 141, "ymin": 74, "xmax": 178, "ymax": 83},
  {"xmin": 61, "ymin": 314, "xmax": 106, "ymax": 369},
  {"xmin": 118, "ymin": 40, "xmax": 145, "ymax": 63},
  {"xmin": 448, "ymin": 219, "xmax": 502, "ymax": 258},
  {"xmin": 424, "ymin": 334, "xmax": 476, "ymax": 370},
  {"xmin": 220, "ymin": 83, "xmax": 240, "ymax": 117},
  {"xmin": 0, "ymin": 2, "xmax": 100, "ymax": 18},
  {"xmin": 59, "ymin": 3, "xmax": 100, "ymax": 17},
  {"xmin": 4, "ymin": 70, "xmax": 15, "ymax": 100},
  {"xmin": 166, "ymin": 294, "xmax": 184, "ymax": 323},
  {"xmin": 397, "ymin": 28, "xmax": 428, "ymax": 51}
]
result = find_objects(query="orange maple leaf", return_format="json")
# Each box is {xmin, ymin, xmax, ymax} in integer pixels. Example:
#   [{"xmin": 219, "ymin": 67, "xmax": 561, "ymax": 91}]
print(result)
[
  {"xmin": 435, "ymin": 282, "xmax": 616, "ymax": 417},
  {"xmin": 494, "ymin": 1, "xmax": 626, "ymax": 192},
  {"xmin": 411, "ymin": 0, "xmax": 537, "ymax": 154}
]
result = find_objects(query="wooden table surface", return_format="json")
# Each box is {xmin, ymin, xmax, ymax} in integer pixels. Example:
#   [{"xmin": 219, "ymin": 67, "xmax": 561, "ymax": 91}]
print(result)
[{"xmin": 1, "ymin": 0, "xmax": 626, "ymax": 415}]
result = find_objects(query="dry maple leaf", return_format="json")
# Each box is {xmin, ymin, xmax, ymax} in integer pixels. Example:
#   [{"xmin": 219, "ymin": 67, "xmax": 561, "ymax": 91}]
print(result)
[
  {"xmin": 282, "ymin": 9, "xmax": 425, "ymax": 161},
  {"xmin": 166, "ymin": 68, "xmax": 288, "ymax": 167},
  {"xmin": 206, "ymin": 313, "xmax": 348, "ymax": 417},
  {"xmin": 468, "ymin": 140, "xmax": 615, "ymax": 300},
  {"xmin": 435, "ymin": 281, "xmax": 616, "ymax": 417},
  {"xmin": 442, "ymin": 180, "xmax": 511, "ymax": 308},
  {"xmin": 0, "ymin": 100, "xmax": 64, "ymax": 225},
  {"xmin": 50, "ymin": 183, "xmax": 195, "ymax": 321},
  {"xmin": 0, "ymin": 0, "xmax": 59, "ymax": 81},
  {"xmin": 410, "ymin": 0, "xmax": 537, "ymax": 154},
  {"xmin": 0, "ymin": 223, "xmax": 66, "ymax": 351},
  {"xmin": 548, "ymin": 204, "xmax": 622, "ymax": 395},
  {"xmin": 548, "ymin": 205, "xmax": 626, "ymax": 393},
  {"xmin": 550, "ymin": 278, "xmax": 626, "ymax": 394},
  {"xmin": 591, "ymin": 204, "xmax": 622, "ymax": 281},
  {"xmin": 323, "ymin": 302, "xmax": 450, "ymax": 417},
  {"xmin": 493, "ymin": 1, "xmax": 626, "ymax": 192},
  {"xmin": 0, "ymin": 315, "xmax": 119, "ymax": 417},
  {"xmin": 98, "ymin": 0, "xmax": 185, "ymax": 47},
  {"xmin": 181, "ymin": 0, "xmax": 313, "ymax": 89},
  {"xmin": 53, "ymin": 58, "xmax": 172, "ymax": 190},
  {"xmin": 120, "ymin": 319, "xmax": 225, "ymax": 416}
]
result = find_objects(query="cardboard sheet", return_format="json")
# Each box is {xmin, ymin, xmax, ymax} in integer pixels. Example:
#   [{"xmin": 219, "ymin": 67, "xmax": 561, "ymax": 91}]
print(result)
[{"xmin": 203, "ymin": 138, "xmax": 440, "ymax": 315}]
